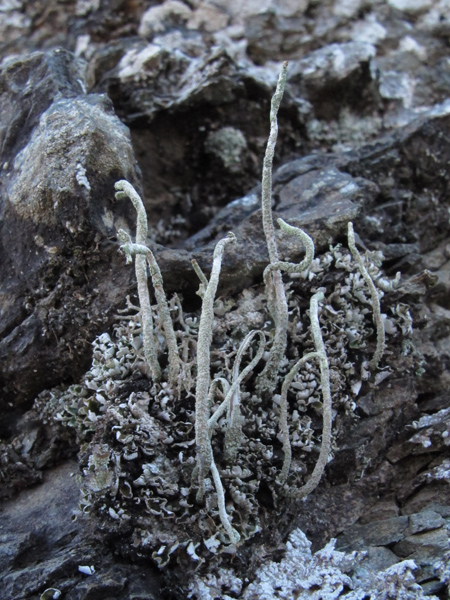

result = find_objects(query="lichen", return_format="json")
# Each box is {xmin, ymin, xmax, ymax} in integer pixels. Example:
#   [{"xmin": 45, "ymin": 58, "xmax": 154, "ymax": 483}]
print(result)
[
  {"xmin": 32, "ymin": 231, "xmax": 417, "ymax": 566},
  {"xmin": 189, "ymin": 527, "xmax": 439, "ymax": 600},
  {"xmin": 204, "ymin": 126, "xmax": 248, "ymax": 173}
]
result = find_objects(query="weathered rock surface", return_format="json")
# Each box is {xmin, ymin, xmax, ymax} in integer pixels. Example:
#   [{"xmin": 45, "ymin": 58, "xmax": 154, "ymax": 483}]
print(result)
[
  {"xmin": 0, "ymin": 49, "xmax": 141, "ymax": 412},
  {"xmin": 0, "ymin": 461, "xmax": 162, "ymax": 600},
  {"xmin": 3, "ymin": 0, "xmax": 450, "ymax": 414}
]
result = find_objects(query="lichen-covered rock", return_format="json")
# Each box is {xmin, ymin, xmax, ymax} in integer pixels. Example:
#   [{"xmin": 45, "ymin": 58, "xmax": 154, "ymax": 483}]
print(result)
[
  {"xmin": 189, "ymin": 527, "xmax": 442, "ymax": 599},
  {"xmin": 289, "ymin": 41, "xmax": 376, "ymax": 97},
  {"xmin": 204, "ymin": 126, "xmax": 248, "ymax": 174},
  {"xmin": 0, "ymin": 461, "xmax": 163, "ymax": 600},
  {"xmin": 28, "ymin": 219, "xmax": 419, "ymax": 580},
  {"xmin": 2, "ymin": 2, "xmax": 450, "ymax": 599}
]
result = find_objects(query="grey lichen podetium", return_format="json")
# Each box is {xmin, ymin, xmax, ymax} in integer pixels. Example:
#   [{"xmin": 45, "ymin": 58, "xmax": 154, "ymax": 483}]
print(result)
[
  {"xmin": 263, "ymin": 218, "xmax": 315, "ymax": 319},
  {"xmin": 210, "ymin": 459, "xmax": 240, "ymax": 545},
  {"xmin": 224, "ymin": 330, "xmax": 264, "ymax": 462},
  {"xmin": 347, "ymin": 221, "xmax": 386, "ymax": 370},
  {"xmin": 205, "ymin": 331, "xmax": 265, "ymax": 545},
  {"xmin": 194, "ymin": 232, "xmax": 236, "ymax": 502},
  {"xmin": 191, "ymin": 258, "xmax": 208, "ymax": 299},
  {"xmin": 207, "ymin": 331, "xmax": 265, "ymax": 436},
  {"xmin": 286, "ymin": 290, "xmax": 333, "ymax": 499},
  {"xmin": 115, "ymin": 181, "xmax": 161, "ymax": 382},
  {"xmin": 278, "ymin": 349, "xmax": 318, "ymax": 486},
  {"xmin": 266, "ymin": 218, "xmax": 315, "ymax": 276},
  {"xmin": 114, "ymin": 180, "xmax": 181, "ymax": 385},
  {"xmin": 117, "ymin": 227, "xmax": 181, "ymax": 385},
  {"xmin": 224, "ymin": 330, "xmax": 266, "ymax": 461},
  {"xmin": 257, "ymin": 61, "xmax": 289, "ymax": 395}
]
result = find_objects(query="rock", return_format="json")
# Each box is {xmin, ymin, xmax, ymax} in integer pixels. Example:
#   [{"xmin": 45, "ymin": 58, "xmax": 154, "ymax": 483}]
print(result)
[
  {"xmin": 0, "ymin": 1, "xmax": 32, "ymax": 47},
  {"xmin": 394, "ymin": 529, "xmax": 450, "ymax": 579},
  {"xmin": 402, "ymin": 484, "xmax": 450, "ymax": 517},
  {"xmin": 100, "ymin": 41, "xmax": 243, "ymax": 122},
  {"xmin": 183, "ymin": 161, "xmax": 366, "ymax": 291},
  {"xmin": 337, "ymin": 515, "xmax": 410, "ymax": 550},
  {"xmin": 138, "ymin": 1, "xmax": 193, "ymax": 38},
  {"xmin": 0, "ymin": 460, "xmax": 85, "ymax": 598},
  {"xmin": 358, "ymin": 546, "xmax": 399, "ymax": 573},
  {"xmin": 388, "ymin": 0, "xmax": 434, "ymax": 15},
  {"xmin": 358, "ymin": 497, "xmax": 401, "ymax": 525},
  {"xmin": 0, "ymin": 49, "xmax": 141, "ymax": 410},
  {"xmin": 289, "ymin": 42, "xmax": 376, "ymax": 98},
  {"xmin": 407, "ymin": 511, "xmax": 445, "ymax": 535},
  {"xmin": 4, "ymin": 45, "xmax": 449, "ymax": 421},
  {"xmin": 0, "ymin": 461, "xmax": 163, "ymax": 600}
]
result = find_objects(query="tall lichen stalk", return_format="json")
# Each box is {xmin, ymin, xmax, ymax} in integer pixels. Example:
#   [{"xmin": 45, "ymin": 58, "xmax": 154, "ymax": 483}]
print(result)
[
  {"xmin": 256, "ymin": 61, "xmax": 290, "ymax": 394},
  {"xmin": 194, "ymin": 232, "xmax": 236, "ymax": 502},
  {"xmin": 115, "ymin": 181, "xmax": 161, "ymax": 381}
]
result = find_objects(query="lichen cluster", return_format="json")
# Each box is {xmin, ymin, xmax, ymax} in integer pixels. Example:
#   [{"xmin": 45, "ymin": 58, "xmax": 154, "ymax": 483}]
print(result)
[
  {"xmin": 34, "ymin": 231, "xmax": 416, "ymax": 567},
  {"xmin": 188, "ymin": 527, "xmax": 441, "ymax": 600}
]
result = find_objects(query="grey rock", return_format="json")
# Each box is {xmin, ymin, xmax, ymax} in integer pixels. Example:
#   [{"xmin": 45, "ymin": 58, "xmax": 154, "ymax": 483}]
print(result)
[
  {"xmin": 359, "ymin": 546, "xmax": 400, "ymax": 573},
  {"xmin": 183, "ymin": 104, "xmax": 450, "ymax": 297},
  {"xmin": 0, "ymin": 2, "xmax": 450, "ymax": 598},
  {"xmin": 358, "ymin": 498, "xmax": 401, "ymax": 526},
  {"xmin": 407, "ymin": 511, "xmax": 446, "ymax": 536},
  {"xmin": 395, "ymin": 528, "xmax": 450, "ymax": 561},
  {"xmin": 0, "ymin": 49, "xmax": 140, "ymax": 410},
  {"xmin": 289, "ymin": 42, "xmax": 376, "ymax": 98},
  {"xmin": 337, "ymin": 516, "xmax": 410, "ymax": 550},
  {"xmin": 0, "ymin": 461, "xmax": 162, "ymax": 600},
  {"xmin": 402, "ymin": 485, "xmax": 450, "ymax": 518},
  {"xmin": 394, "ymin": 526, "xmax": 450, "ymax": 589},
  {"xmin": 98, "ymin": 41, "xmax": 243, "ymax": 123},
  {"xmin": 184, "ymin": 163, "xmax": 365, "ymax": 292},
  {"xmin": 423, "ymin": 504, "xmax": 450, "ymax": 518},
  {"xmin": 0, "ymin": 460, "xmax": 84, "ymax": 599}
]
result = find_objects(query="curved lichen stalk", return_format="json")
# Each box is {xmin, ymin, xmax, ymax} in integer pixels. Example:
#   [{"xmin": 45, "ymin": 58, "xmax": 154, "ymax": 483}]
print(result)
[
  {"xmin": 278, "ymin": 291, "xmax": 333, "ymax": 500},
  {"xmin": 347, "ymin": 222, "xmax": 386, "ymax": 370},
  {"xmin": 117, "ymin": 228, "xmax": 181, "ymax": 384},
  {"xmin": 278, "ymin": 350, "xmax": 318, "ymax": 485},
  {"xmin": 210, "ymin": 459, "xmax": 240, "ymax": 545},
  {"xmin": 264, "ymin": 218, "xmax": 315, "ymax": 280},
  {"xmin": 115, "ymin": 180, "xmax": 161, "ymax": 381},
  {"xmin": 207, "ymin": 330, "xmax": 265, "ymax": 435},
  {"xmin": 194, "ymin": 232, "xmax": 236, "ymax": 502},
  {"xmin": 263, "ymin": 218, "xmax": 315, "ymax": 320},
  {"xmin": 207, "ymin": 377, "xmax": 230, "ymax": 411}
]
